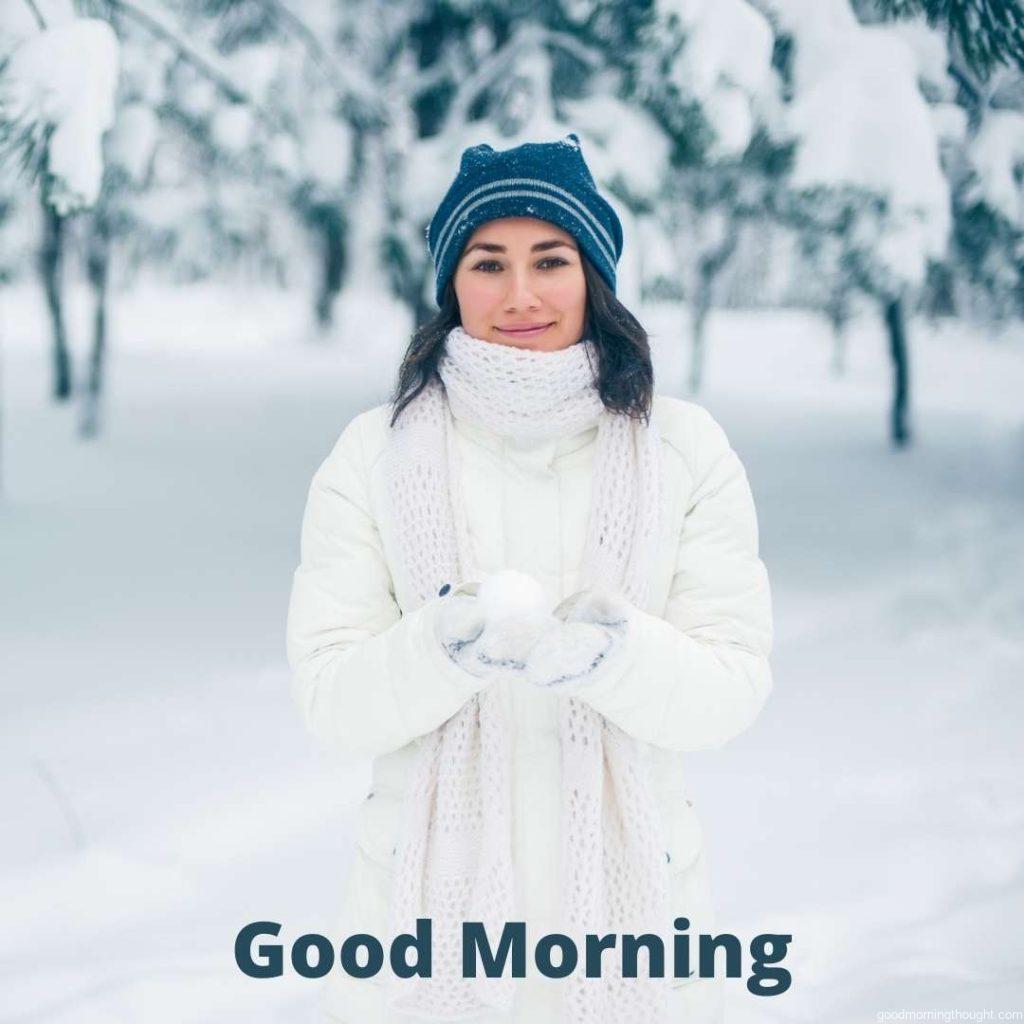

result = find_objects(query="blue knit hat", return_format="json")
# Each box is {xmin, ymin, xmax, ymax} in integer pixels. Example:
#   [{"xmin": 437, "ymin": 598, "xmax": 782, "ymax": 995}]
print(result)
[{"xmin": 426, "ymin": 132, "xmax": 623, "ymax": 308}]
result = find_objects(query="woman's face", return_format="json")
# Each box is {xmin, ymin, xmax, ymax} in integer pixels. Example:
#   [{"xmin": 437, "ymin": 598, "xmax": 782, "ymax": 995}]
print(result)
[{"xmin": 452, "ymin": 217, "xmax": 587, "ymax": 352}]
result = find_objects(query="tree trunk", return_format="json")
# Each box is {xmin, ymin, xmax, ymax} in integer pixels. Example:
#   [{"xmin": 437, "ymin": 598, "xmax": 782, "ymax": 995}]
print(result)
[
  {"xmin": 0, "ymin": 308, "xmax": 5, "ymax": 499},
  {"xmin": 383, "ymin": 228, "xmax": 433, "ymax": 326},
  {"xmin": 884, "ymin": 294, "xmax": 911, "ymax": 447},
  {"xmin": 826, "ymin": 289, "xmax": 850, "ymax": 377},
  {"xmin": 830, "ymin": 324, "xmax": 847, "ymax": 378},
  {"xmin": 40, "ymin": 194, "xmax": 72, "ymax": 401},
  {"xmin": 80, "ymin": 216, "xmax": 110, "ymax": 439},
  {"xmin": 689, "ymin": 283, "xmax": 710, "ymax": 395},
  {"xmin": 413, "ymin": 281, "xmax": 433, "ymax": 328},
  {"xmin": 313, "ymin": 203, "xmax": 347, "ymax": 329},
  {"xmin": 688, "ymin": 223, "xmax": 739, "ymax": 394}
]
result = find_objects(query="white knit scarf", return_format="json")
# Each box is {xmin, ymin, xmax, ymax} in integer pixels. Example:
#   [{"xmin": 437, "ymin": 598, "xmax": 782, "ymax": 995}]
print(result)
[{"xmin": 381, "ymin": 325, "xmax": 674, "ymax": 1022}]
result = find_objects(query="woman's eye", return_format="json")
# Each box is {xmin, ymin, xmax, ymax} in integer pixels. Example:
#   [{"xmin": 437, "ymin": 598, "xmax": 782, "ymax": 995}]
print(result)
[{"xmin": 471, "ymin": 257, "xmax": 569, "ymax": 272}]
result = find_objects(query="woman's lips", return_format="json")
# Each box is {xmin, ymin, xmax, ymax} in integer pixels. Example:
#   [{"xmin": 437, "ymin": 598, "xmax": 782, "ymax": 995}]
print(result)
[{"xmin": 497, "ymin": 322, "xmax": 554, "ymax": 338}]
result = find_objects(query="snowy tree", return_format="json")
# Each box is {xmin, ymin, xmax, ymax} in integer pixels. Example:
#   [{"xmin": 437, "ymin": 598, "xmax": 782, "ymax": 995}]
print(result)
[
  {"xmin": 0, "ymin": 3, "xmax": 121, "ymax": 456},
  {"xmin": 609, "ymin": 0, "xmax": 790, "ymax": 393},
  {"xmin": 0, "ymin": 17, "xmax": 119, "ymax": 215},
  {"xmin": 759, "ymin": 0, "xmax": 952, "ymax": 446},
  {"xmin": 871, "ymin": 0, "xmax": 1024, "ymax": 79},
  {"xmin": 951, "ymin": 104, "xmax": 1024, "ymax": 323},
  {"xmin": 868, "ymin": 0, "xmax": 1024, "ymax": 328},
  {"xmin": 2, "ymin": 0, "xmax": 340, "ymax": 435}
]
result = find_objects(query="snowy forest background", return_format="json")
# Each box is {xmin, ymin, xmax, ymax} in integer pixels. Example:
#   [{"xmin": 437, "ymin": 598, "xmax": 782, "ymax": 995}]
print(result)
[{"xmin": 1, "ymin": 0, "xmax": 1022, "ymax": 1021}]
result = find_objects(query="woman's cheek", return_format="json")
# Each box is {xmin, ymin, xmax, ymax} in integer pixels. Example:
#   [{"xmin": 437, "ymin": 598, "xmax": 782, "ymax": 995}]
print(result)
[
  {"xmin": 544, "ymin": 274, "xmax": 586, "ymax": 309},
  {"xmin": 459, "ymin": 277, "xmax": 501, "ymax": 314}
]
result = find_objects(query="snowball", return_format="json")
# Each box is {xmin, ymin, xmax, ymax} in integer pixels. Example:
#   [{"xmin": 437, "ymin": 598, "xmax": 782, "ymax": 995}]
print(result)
[{"xmin": 478, "ymin": 570, "xmax": 550, "ymax": 622}]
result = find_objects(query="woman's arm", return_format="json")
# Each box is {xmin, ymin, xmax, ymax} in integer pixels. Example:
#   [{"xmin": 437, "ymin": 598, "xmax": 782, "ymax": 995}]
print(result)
[
  {"xmin": 285, "ymin": 412, "xmax": 489, "ymax": 762},
  {"xmin": 560, "ymin": 406, "xmax": 774, "ymax": 752}
]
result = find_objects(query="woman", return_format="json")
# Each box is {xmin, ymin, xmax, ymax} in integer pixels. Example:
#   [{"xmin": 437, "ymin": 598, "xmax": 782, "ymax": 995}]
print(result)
[{"xmin": 286, "ymin": 133, "xmax": 774, "ymax": 1024}]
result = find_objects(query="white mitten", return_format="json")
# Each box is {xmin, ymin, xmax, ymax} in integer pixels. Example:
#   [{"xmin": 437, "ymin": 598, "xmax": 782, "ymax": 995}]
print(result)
[
  {"xmin": 434, "ymin": 570, "xmax": 558, "ymax": 681},
  {"xmin": 524, "ymin": 587, "xmax": 632, "ymax": 689}
]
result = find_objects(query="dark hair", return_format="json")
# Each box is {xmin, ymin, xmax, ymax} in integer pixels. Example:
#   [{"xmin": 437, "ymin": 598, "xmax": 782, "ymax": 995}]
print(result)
[{"xmin": 387, "ymin": 253, "xmax": 655, "ymax": 428}]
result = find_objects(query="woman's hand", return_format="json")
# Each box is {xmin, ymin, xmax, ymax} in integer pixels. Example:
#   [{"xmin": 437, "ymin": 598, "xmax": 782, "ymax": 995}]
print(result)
[
  {"xmin": 523, "ymin": 588, "xmax": 632, "ymax": 690},
  {"xmin": 434, "ymin": 573, "xmax": 632, "ymax": 690},
  {"xmin": 434, "ymin": 571, "xmax": 558, "ymax": 682}
]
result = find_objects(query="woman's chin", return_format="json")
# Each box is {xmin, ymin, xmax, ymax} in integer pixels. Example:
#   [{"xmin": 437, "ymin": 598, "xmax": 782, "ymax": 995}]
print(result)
[
  {"xmin": 495, "ymin": 336, "xmax": 547, "ymax": 351},
  {"xmin": 490, "ymin": 327, "xmax": 574, "ymax": 352}
]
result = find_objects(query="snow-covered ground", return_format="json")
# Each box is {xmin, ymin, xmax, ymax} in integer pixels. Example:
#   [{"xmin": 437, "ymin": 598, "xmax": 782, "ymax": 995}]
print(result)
[{"xmin": 1, "ymin": 282, "xmax": 1022, "ymax": 1022}]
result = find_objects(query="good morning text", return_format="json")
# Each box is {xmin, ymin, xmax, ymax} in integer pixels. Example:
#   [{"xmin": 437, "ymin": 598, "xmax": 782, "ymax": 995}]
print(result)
[{"xmin": 235, "ymin": 917, "xmax": 792, "ymax": 996}]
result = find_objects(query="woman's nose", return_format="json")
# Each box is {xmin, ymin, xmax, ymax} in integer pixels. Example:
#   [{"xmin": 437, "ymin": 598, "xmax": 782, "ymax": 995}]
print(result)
[{"xmin": 503, "ymin": 270, "xmax": 541, "ymax": 309}]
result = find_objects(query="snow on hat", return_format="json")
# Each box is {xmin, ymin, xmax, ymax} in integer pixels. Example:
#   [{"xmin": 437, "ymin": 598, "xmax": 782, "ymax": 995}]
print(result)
[{"xmin": 426, "ymin": 132, "xmax": 624, "ymax": 308}]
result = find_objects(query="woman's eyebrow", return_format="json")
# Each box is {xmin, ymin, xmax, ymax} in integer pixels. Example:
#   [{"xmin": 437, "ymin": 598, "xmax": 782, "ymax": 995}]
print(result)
[{"xmin": 463, "ymin": 239, "xmax": 578, "ymax": 256}]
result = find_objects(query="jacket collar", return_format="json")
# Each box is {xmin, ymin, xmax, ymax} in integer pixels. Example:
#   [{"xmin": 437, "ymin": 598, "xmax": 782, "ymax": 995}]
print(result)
[{"xmin": 448, "ymin": 404, "xmax": 599, "ymax": 471}]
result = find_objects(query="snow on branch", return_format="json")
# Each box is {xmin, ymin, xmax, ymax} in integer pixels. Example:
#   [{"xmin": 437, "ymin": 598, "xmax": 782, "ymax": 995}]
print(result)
[
  {"xmin": 22, "ymin": 0, "xmax": 47, "ymax": 32},
  {"xmin": 0, "ymin": 17, "xmax": 120, "ymax": 213},
  {"xmin": 443, "ymin": 22, "xmax": 603, "ymax": 133},
  {"xmin": 877, "ymin": 0, "xmax": 1024, "ymax": 77},
  {"xmin": 248, "ymin": 0, "xmax": 383, "ymax": 118},
  {"xmin": 103, "ymin": 0, "xmax": 285, "ymax": 132}
]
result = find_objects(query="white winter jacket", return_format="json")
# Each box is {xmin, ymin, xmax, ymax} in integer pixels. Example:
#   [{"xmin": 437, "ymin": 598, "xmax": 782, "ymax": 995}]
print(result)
[{"xmin": 285, "ymin": 393, "xmax": 773, "ymax": 1023}]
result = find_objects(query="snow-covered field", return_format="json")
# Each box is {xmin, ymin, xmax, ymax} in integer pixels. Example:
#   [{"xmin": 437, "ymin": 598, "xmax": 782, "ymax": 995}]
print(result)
[{"xmin": 1, "ymin": 282, "xmax": 1022, "ymax": 1023}]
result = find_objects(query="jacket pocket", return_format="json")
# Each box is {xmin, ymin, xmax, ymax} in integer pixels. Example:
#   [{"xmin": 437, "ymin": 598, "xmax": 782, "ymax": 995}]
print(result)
[
  {"xmin": 659, "ymin": 790, "xmax": 704, "ymax": 871},
  {"xmin": 656, "ymin": 795, "xmax": 713, "ymax": 991},
  {"xmin": 666, "ymin": 845, "xmax": 716, "ymax": 990},
  {"xmin": 354, "ymin": 789, "xmax": 402, "ymax": 869},
  {"xmin": 337, "ymin": 846, "xmax": 394, "ymax": 990}
]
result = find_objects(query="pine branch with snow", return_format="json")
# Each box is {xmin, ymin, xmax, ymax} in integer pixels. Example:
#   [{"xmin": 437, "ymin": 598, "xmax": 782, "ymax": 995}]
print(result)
[
  {"xmin": 875, "ymin": 0, "xmax": 1024, "ymax": 77},
  {"xmin": 0, "ymin": 17, "xmax": 120, "ymax": 214}
]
